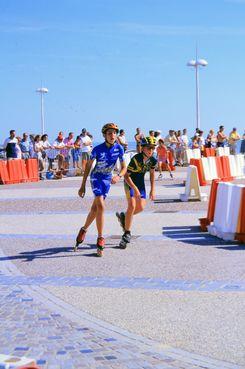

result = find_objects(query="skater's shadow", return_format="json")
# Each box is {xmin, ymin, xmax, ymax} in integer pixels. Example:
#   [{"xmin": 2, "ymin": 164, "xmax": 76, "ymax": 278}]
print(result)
[
  {"xmin": 162, "ymin": 226, "xmax": 243, "ymax": 248},
  {"xmin": 0, "ymin": 243, "xmax": 118, "ymax": 263}
]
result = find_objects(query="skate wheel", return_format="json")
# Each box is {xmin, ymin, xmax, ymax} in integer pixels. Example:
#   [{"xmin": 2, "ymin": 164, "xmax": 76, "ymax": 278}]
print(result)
[
  {"xmin": 119, "ymin": 241, "xmax": 127, "ymax": 249},
  {"xmin": 97, "ymin": 249, "xmax": 103, "ymax": 257}
]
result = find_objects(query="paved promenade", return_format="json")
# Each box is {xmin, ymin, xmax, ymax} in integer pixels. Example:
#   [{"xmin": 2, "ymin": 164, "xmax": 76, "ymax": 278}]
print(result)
[{"xmin": 0, "ymin": 169, "xmax": 244, "ymax": 369}]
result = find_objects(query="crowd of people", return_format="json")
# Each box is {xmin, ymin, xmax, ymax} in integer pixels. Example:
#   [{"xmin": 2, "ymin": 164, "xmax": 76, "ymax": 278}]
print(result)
[
  {"xmin": 1, "ymin": 129, "xmax": 94, "ymax": 179},
  {"xmin": 1, "ymin": 123, "xmax": 245, "ymax": 256},
  {"xmin": 1, "ymin": 125, "xmax": 244, "ymax": 180}
]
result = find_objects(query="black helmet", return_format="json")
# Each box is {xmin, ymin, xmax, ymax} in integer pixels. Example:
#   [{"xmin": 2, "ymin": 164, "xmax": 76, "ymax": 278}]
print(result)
[{"xmin": 140, "ymin": 136, "xmax": 157, "ymax": 146}]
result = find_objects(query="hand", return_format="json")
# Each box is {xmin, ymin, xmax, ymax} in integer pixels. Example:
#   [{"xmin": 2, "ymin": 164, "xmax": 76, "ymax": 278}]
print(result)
[
  {"xmin": 78, "ymin": 184, "xmax": 86, "ymax": 198},
  {"xmin": 149, "ymin": 190, "xmax": 155, "ymax": 201},
  {"xmin": 111, "ymin": 175, "xmax": 120, "ymax": 184},
  {"xmin": 133, "ymin": 188, "xmax": 141, "ymax": 199}
]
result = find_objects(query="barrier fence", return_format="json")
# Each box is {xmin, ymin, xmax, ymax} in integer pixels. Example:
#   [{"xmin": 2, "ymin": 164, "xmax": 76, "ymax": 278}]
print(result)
[
  {"xmin": 199, "ymin": 180, "xmax": 245, "ymax": 243},
  {"xmin": 0, "ymin": 159, "xmax": 39, "ymax": 185},
  {"xmin": 190, "ymin": 154, "xmax": 244, "ymax": 186}
]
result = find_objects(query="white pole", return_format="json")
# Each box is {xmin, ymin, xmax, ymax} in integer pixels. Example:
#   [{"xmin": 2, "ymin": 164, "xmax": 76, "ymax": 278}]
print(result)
[
  {"xmin": 41, "ymin": 92, "xmax": 44, "ymax": 135},
  {"xmin": 195, "ymin": 64, "xmax": 200, "ymax": 130}
]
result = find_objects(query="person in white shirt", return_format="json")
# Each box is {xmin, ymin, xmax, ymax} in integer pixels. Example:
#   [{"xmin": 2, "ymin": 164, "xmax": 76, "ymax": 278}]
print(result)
[
  {"xmin": 117, "ymin": 129, "xmax": 128, "ymax": 152},
  {"xmin": 80, "ymin": 128, "xmax": 92, "ymax": 174},
  {"xmin": 33, "ymin": 135, "xmax": 45, "ymax": 179},
  {"xmin": 3, "ymin": 130, "xmax": 18, "ymax": 159},
  {"xmin": 53, "ymin": 132, "xmax": 66, "ymax": 170},
  {"xmin": 180, "ymin": 129, "xmax": 189, "ymax": 148},
  {"xmin": 15, "ymin": 137, "xmax": 22, "ymax": 159}
]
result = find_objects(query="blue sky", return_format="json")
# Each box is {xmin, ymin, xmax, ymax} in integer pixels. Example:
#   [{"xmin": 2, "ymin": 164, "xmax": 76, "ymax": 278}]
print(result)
[{"xmin": 1, "ymin": 0, "xmax": 245, "ymax": 143}]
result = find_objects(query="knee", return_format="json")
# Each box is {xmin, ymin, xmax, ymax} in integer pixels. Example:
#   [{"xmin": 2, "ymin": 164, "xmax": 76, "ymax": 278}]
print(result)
[
  {"xmin": 127, "ymin": 202, "xmax": 136, "ymax": 213},
  {"xmin": 96, "ymin": 201, "xmax": 105, "ymax": 212},
  {"xmin": 91, "ymin": 204, "xmax": 97, "ymax": 213},
  {"xmin": 138, "ymin": 203, "xmax": 145, "ymax": 212}
]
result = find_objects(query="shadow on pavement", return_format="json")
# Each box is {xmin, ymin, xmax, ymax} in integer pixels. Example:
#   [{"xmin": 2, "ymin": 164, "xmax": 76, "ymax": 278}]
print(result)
[
  {"xmin": 162, "ymin": 226, "xmax": 243, "ymax": 248},
  {"xmin": 0, "ymin": 243, "xmax": 117, "ymax": 262}
]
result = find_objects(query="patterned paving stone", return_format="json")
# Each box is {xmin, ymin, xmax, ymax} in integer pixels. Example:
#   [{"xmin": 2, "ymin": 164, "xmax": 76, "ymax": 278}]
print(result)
[
  {"xmin": 0, "ymin": 281, "xmax": 243, "ymax": 369},
  {"xmin": 0, "ymin": 274, "xmax": 244, "ymax": 292}
]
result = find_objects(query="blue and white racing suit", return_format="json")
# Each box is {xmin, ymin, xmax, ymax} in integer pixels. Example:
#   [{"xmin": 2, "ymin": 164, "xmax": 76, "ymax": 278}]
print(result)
[{"xmin": 90, "ymin": 142, "xmax": 124, "ymax": 198}]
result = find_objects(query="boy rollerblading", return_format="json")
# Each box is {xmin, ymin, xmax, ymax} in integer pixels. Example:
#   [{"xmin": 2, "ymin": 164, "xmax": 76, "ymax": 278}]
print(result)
[
  {"xmin": 117, "ymin": 136, "xmax": 157, "ymax": 249},
  {"xmin": 75, "ymin": 123, "xmax": 126, "ymax": 256}
]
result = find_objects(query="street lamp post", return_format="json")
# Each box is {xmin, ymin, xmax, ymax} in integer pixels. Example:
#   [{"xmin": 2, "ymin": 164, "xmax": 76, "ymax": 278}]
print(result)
[
  {"xmin": 36, "ymin": 87, "xmax": 48, "ymax": 134},
  {"xmin": 187, "ymin": 56, "xmax": 208, "ymax": 131}
]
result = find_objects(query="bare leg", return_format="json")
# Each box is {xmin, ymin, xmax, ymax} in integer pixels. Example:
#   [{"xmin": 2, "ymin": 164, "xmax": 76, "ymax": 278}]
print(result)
[
  {"xmin": 158, "ymin": 161, "xmax": 162, "ymax": 174},
  {"xmin": 83, "ymin": 198, "xmax": 97, "ymax": 230},
  {"xmin": 124, "ymin": 197, "xmax": 146, "ymax": 231},
  {"xmin": 94, "ymin": 196, "xmax": 105, "ymax": 237},
  {"xmin": 133, "ymin": 198, "xmax": 146, "ymax": 215},
  {"xmin": 58, "ymin": 154, "xmax": 64, "ymax": 170},
  {"xmin": 82, "ymin": 159, "xmax": 87, "ymax": 173},
  {"xmin": 125, "ymin": 197, "xmax": 136, "ymax": 231}
]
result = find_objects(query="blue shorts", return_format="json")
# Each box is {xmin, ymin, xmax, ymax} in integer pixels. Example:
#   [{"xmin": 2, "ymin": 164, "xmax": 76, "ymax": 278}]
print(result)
[
  {"xmin": 124, "ymin": 183, "xmax": 146, "ymax": 199},
  {"xmin": 90, "ymin": 175, "xmax": 111, "ymax": 198}
]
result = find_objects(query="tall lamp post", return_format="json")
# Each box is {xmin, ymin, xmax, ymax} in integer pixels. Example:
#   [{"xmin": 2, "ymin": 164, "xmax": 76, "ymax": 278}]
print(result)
[
  {"xmin": 36, "ymin": 87, "xmax": 48, "ymax": 134},
  {"xmin": 187, "ymin": 56, "xmax": 208, "ymax": 131}
]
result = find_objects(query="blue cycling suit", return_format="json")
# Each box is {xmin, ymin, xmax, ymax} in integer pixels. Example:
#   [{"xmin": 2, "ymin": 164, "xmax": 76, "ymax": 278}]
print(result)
[{"xmin": 90, "ymin": 142, "xmax": 124, "ymax": 198}]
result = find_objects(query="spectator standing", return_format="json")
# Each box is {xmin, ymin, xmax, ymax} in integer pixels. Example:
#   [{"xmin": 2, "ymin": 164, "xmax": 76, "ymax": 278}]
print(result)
[
  {"xmin": 192, "ymin": 134, "xmax": 199, "ymax": 149},
  {"xmin": 206, "ymin": 129, "xmax": 217, "ymax": 148},
  {"xmin": 217, "ymin": 125, "xmax": 227, "ymax": 147},
  {"xmin": 29, "ymin": 134, "xmax": 35, "ymax": 158},
  {"xmin": 53, "ymin": 132, "xmax": 66, "ymax": 171},
  {"xmin": 16, "ymin": 137, "xmax": 22, "ymax": 159},
  {"xmin": 41, "ymin": 134, "xmax": 52, "ymax": 170},
  {"xmin": 180, "ymin": 129, "xmax": 189, "ymax": 165},
  {"xmin": 61, "ymin": 132, "xmax": 74, "ymax": 173},
  {"xmin": 198, "ymin": 130, "xmax": 205, "ymax": 155},
  {"xmin": 80, "ymin": 128, "xmax": 92, "ymax": 174},
  {"xmin": 164, "ymin": 130, "xmax": 178, "ymax": 162},
  {"xmin": 3, "ymin": 130, "xmax": 18, "ymax": 160},
  {"xmin": 175, "ymin": 130, "xmax": 183, "ymax": 165},
  {"xmin": 156, "ymin": 139, "xmax": 173, "ymax": 179},
  {"xmin": 72, "ymin": 136, "xmax": 82, "ymax": 170},
  {"xmin": 134, "ymin": 127, "xmax": 144, "ymax": 153},
  {"xmin": 117, "ymin": 129, "xmax": 128, "ymax": 152},
  {"xmin": 20, "ymin": 133, "xmax": 31, "ymax": 160},
  {"xmin": 240, "ymin": 131, "xmax": 245, "ymax": 154},
  {"xmin": 154, "ymin": 130, "xmax": 162, "ymax": 144},
  {"xmin": 180, "ymin": 129, "xmax": 189, "ymax": 148},
  {"xmin": 228, "ymin": 127, "xmax": 240, "ymax": 155},
  {"xmin": 33, "ymin": 135, "xmax": 45, "ymax": 179}
]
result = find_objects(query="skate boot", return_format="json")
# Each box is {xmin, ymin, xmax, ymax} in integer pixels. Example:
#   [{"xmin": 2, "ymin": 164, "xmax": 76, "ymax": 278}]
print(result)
[
  {"xmin": 96, "ymin": 237, "xmax": 105, "ymax": 257},
  {"xmin": 116, "ymin": 211, "xmax": 126, "ymax": 231},
  {"xmin": 74, "ymin": 227, "xmax": 86, "ymax": 252},
  {"xmin": 119, "ymin": 231, "xmax": 131, "ymax": 249},
  {"xmin": 158, "ymin": 173, "xmax": 162, "ymax": 180}
]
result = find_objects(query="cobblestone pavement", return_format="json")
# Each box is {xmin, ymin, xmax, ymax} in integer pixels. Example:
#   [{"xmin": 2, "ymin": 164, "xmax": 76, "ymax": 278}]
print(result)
[
  {"xmin": 0, "ymin": 173, "xmax": 244, "ymax": 369},
  {"xmin": 0, "ymin": 278, "xmax": 243, "ymax": 369}
]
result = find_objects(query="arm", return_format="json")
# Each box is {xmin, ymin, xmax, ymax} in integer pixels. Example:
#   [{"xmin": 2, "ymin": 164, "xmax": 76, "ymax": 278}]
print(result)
[
  {"xmin": 149, "ymin": 168, "xmax": 155, "ymax": 200},
  {"xmin": 111, "ymin": 160, "xmax": 127, "ymax": 184},
  {"xmin": 78, "ymin": 159, "xmax": 94, "ymax": 198}
]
